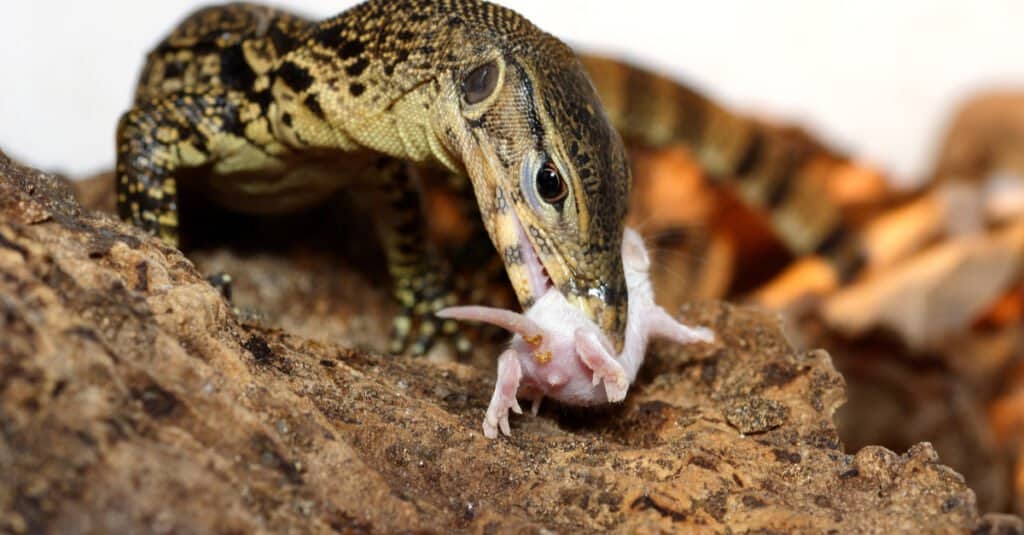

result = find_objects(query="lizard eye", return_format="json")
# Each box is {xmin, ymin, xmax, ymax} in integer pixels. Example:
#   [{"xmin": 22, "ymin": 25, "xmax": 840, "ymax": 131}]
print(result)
[
  {"xmin": 535, "ymin": 162, "xmax": 568, "ymax": 204},
  {"xmin": 462, "ymin": 60, "xmax": 499, "ymax": 104}
]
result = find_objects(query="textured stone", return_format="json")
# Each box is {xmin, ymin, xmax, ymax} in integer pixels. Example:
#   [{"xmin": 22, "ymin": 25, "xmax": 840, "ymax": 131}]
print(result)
[{"xmin": 0, "ymin": 151, "xmax": 1003, "ymax": 532}]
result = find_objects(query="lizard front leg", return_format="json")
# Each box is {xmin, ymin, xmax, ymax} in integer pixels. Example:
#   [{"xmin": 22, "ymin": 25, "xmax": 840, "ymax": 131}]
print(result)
[
  {"xmin": 116, "ymin": 97, "xmax": 191, "ymax": 247},
  {"xmin": 116, "ymin": 88, "xmax": 278, "ymax": 247},
  {"xmin": 363, "ymin": 159, "xmax": 467, "ymax": 356}
]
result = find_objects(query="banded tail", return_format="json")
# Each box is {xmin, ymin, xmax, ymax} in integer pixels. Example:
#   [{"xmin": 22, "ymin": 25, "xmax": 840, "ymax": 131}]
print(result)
[{"xmin": 580, "ymin": 54, "xmax": 868, "ymax": 282}]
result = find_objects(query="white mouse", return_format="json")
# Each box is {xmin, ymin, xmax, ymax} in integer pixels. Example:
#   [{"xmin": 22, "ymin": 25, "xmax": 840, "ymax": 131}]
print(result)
[{"xmin": 439, "ymin": 227, "xmax": 714, "ymax": 438}]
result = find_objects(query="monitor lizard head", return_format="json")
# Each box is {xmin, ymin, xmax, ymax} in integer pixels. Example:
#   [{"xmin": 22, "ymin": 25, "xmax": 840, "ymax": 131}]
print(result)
[
  {"xmin": 429, "ymin": 4, "xmax": 632, "ymax": 351},
  {"xmin": 271, "ymin": 0, "xmax": 630, "ymax": 351}
]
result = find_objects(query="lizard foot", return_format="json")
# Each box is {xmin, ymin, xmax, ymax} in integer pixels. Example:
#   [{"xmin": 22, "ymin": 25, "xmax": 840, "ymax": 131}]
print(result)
[
  {"xmin": 483, "ymin": 349, "xmax": 524, "ymax": 438},
  {"xmin": 388, "ymin": 268, "xmax": 471, "ymax": 357}
]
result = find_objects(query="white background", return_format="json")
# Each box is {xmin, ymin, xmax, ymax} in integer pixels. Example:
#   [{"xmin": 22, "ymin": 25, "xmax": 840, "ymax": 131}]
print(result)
[{"xmin": 2, "ymin": 1, "xmax": 1022, "ymax": 184}]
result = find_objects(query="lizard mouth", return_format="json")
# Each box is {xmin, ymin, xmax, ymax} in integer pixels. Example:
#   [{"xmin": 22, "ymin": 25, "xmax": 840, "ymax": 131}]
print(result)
[
  {"xmin": 509, "ymin": 210, "xmax": 554, "ymax": 302},
  {"xmin": 434, "ymin": 210, "xmax": 557, "ymax": 344}
]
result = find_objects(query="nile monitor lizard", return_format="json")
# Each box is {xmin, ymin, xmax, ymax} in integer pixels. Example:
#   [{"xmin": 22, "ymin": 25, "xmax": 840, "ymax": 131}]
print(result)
[{"xmin": 117, "ymin": 0, "xmax": 863, "ymax": 356}]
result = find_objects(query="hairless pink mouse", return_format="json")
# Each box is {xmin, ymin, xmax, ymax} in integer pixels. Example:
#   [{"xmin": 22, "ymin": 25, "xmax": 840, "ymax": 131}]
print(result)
[{"xmin": 439, "ymin": 228, "xmax": 714, "ymax": 438}]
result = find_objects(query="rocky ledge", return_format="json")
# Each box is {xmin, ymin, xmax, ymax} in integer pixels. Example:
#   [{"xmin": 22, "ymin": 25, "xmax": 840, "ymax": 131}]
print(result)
[{"xmin": 0, "ymin": 151, "xmax": 1017, "ymax": 533}]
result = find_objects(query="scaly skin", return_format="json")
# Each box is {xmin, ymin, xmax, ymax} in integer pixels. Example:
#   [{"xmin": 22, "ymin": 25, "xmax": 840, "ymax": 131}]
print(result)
[
  {"xmin": 118, "ymin": 1, "xmax": 870, "ymax": 358},
  {"xmin": 581, "ymin": 55, "xmax": 866, "ymax": 281},
  {"xmin": 117, "ymin": 1, "xmax": 631, "ymax": 355}
]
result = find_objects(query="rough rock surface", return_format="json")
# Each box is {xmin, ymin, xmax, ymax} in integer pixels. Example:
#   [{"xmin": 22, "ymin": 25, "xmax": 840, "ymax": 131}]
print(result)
[{"xmin": 0, "ymin": 151, "xmax": 1009, "ymax": 533}]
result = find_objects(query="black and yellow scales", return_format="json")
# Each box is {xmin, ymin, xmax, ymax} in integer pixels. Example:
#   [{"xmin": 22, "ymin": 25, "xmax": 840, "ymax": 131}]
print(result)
[{"xmin": 117, "ymin": 0, "xmax": 863, "ymax": 355}]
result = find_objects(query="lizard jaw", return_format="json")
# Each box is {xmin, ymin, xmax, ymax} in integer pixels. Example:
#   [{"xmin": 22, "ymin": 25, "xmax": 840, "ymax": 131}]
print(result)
[
  {"xmin": 450, "ymin": 125, "xmax": 624, "ymax": 347},
  {"xmin": 499, "ymin": 197, "xmax": 627, "ymax": 350},
  {"xmin": 509, "ymin": 210, "xmax": 554, "ymax": 302}
]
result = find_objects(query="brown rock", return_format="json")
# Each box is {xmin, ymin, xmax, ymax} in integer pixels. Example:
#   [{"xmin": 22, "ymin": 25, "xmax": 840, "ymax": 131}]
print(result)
[{"xmin": 0, "ymin": 151, "xmax": 1003, "ymax": 532}]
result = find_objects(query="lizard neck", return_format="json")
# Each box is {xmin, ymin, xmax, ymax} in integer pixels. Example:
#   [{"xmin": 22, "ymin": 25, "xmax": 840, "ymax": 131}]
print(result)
[{"xmin": 265, "ymin": 1, "xmax": 486, "ymax": 174}]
